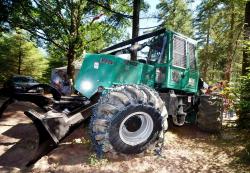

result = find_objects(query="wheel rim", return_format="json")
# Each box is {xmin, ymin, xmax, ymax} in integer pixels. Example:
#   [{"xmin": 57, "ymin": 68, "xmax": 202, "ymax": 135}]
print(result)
[{"xmin": 119, "ymin": 112, "xmax": 154, "ymax": 146}]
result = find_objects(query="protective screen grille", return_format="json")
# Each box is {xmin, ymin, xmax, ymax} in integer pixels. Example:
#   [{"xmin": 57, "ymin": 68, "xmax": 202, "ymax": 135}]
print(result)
[
  {"xmin": 173, "ymin": 36, "xmax": 186, "ymax": 68},
  {"xmin": 188, "ymin": 43, "xmax": 196, "ymax": 70}
]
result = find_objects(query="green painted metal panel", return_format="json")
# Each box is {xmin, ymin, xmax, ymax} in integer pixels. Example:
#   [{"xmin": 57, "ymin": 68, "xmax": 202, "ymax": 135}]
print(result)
[
  {"xmin": 74, "ymin": 30, "xmax": 200, "ymax": 98},
  {"xmin": 163, "ymin": 31, "xmax": 199, "ymax": 93},
  {"xmin": 141, "ymin": 64, "xmax": 155, "ymax": 87},
  {"xmin": 74, "ymin": 54, "xmax": 153, "ymax": 98}
]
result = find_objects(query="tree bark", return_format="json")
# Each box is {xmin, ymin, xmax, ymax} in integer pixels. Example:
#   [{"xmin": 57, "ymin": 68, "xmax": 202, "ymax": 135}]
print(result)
[
  {"xmin": 239, "ymin": 1, "xmax": 250, "ymax": 129},
  {"xmin": 67, "ymin": 2, "xmax": 77, "ymax": 81},
  {"xmin": 17, "ymin": 35, "xmax": 22, "ymax": 75},
  {"xmin": 67, "ymin": 44, "xmax": 75, "ymax": 81},
  {"xmin": 224, "ymin": 3, "xmax": 235, "ymax": 81},
  {"xmin": 131, "ymin": 0, "xmax": 140, "ymax": 61},
  {"xmin": 202, "ymin": 13, "xmax": 210, "ymax": 81},
  {"xmin": 18, "ymin": 49, "xmax": 22, "ymax": 75},
  {"xmin": 242, "ymin": 1, "xmax": 250, "ymax": 76}
]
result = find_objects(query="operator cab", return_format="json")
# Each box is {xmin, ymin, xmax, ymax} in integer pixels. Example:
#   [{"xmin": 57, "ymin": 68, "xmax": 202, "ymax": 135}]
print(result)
[
  {"xmin": 106, "ymin": 32, "xmax": 167, "ymax": 65},
  {"xmin": 133, "ymin": 33, "xmax": 167, "ymax": 64}
]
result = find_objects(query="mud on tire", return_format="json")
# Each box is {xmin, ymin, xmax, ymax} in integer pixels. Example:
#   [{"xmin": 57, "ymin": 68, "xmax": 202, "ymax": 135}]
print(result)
[
  {"xmin": 89, "ymin": 85, "xmax": 168, "ymax": 154},
  {"xmin": 197, "ymin": 95, "xmax": 223, "ymax": 133}
]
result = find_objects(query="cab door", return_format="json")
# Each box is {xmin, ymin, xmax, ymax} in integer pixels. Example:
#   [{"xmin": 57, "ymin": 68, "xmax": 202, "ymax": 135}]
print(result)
[
  {"xmin": 183, "ymin": 42, "xmax": 199, "ymax": 93},
  {"xmin": 167, "ymin": 35, "xmax": 190, "ymax": 91}
]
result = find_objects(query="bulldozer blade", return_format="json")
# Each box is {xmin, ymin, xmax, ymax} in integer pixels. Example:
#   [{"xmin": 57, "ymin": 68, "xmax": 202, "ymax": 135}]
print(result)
[
  {"xmin": 23, "ymin": 104, "xmax": 95, "ymax": 166},
  {"xmin": 0, "ymin": 93, "xmax": 53, "ymax": 118},
  {"xmin": 0, "ymin": 92, "xmax": 96, "ymax": 166},
  {"xmin": 0, "ymin": 97, "xmax": 15, "ymax": 118},
  {"xmin": 25, "ymin": 110, "xmax": 58, "ymax": 166}
]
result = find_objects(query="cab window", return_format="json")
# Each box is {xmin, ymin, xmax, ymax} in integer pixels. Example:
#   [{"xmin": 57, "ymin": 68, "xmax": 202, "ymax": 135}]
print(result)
[
  {"xmin": 173, "ymin": 36, "xmax": 186, "ymax": 68},
  {"xmin": 148, "ymin": 35, "xmax": 165, "ymax": 64},
  {"xmin": 188, "ymin": 43, "xmax": 196, "ymax": 70}
]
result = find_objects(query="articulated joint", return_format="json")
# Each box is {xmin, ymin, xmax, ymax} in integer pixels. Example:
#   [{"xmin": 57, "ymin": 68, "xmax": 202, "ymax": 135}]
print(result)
[{"xmin": 172, "ymin": 97, "xmax": 187, "ymax": 126}]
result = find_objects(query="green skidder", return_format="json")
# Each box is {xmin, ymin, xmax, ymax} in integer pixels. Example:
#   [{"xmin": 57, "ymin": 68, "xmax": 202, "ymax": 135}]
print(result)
[{"xmin": 75, "ymin": 29, "xmax": 221, "ymax": 154}]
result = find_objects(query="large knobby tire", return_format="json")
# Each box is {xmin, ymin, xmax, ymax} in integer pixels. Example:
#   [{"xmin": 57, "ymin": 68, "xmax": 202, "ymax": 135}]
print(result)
[
  {"xmin": 89, "ymin": 84, "xmax": 168, "ymax": 154},
  {"xmin": 197, "ymin": 95, "xmax": 223, "ymax": 133}
]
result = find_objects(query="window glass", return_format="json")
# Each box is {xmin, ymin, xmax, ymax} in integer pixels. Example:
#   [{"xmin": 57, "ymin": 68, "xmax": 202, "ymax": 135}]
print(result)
[
  {"xmin": 148, "ymin": 35, "xmax": 164, "ymax": 63},
  {"xmin": 188, "ymin": 43, "xmax": 196, "ymax": 70},
  {"xmin": 173, "ymin": 36, "xmax": 186, "ymax": 68},
  {"xmin": 13, "ymin": 77, "xmax": 32, "ymax": 83}
]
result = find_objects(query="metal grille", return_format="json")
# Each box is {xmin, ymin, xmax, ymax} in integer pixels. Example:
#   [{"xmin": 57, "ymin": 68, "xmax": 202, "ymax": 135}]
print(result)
[
  {"xmin": 188, "ymin": 43, "xmax": 196, "ymax": 70},
  {"xmin": 173, "ymin": 36, "xmax": 186, "ymax": 68}
]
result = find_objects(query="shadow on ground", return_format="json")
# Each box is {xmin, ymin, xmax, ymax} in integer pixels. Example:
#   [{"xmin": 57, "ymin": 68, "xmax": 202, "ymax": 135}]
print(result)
[
  {"xmin": 0, "ymin": 124, "xmax": 37, "ymax": 167},
  {"xmin": 0, "ymin": 98, "xmax": 249, "ymax": 173}
]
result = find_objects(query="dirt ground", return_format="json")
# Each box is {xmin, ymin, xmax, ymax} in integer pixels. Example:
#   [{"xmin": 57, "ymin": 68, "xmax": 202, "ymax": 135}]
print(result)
[{"xmin": 0, "ymin": 97, "xmax": 249, "ymax": 173}]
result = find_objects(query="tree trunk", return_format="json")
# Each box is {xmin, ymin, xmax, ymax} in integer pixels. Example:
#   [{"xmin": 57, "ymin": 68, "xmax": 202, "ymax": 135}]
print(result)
[
  {"xmin": 239, "ymin": 1, "xmax": 250, "ymax": 129},
  {"xmin": 17, "ymin": 38, "xmax": 22, "ymax": 75},
  {"xmin": 66, "ymin": 44, "xmax": 75, "ymax": 81},
  {"xmin": 67, "ymin": 3, "xmax": 77, "ymax": 81},
  {"xmin": 18, "ymin": 51, "xmax": 21, "ymax": 75},
  {"xmin": 173, "ymin": 0, "xmax": 176, "ymax": 27},
  {"xmin": 242, "ymin": 1, "xmax": 250, "ymax": 76},
  {"xmin": 224, "ymin": 3, "xmax": 235, "ymax": 81},
  {"xmin": 131, "ymin": 0, "xmax": 140, "ymax": 61},
  {"xmin": 202, "ymin": 14, "xmax": 210, "ymax": 81}
]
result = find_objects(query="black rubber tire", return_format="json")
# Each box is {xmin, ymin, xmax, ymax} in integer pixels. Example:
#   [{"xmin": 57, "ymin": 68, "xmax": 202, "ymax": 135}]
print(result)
[
  {"xmin": 89, "ymin": 84, "xmax": 167, "ymax": 154},
  {"xmin": 197, "ymin": 95, "xmax": 223, "ymax": 133}
]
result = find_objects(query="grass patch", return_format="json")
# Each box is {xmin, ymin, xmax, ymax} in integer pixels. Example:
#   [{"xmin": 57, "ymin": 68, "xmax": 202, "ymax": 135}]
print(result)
[{"xmin": 88, "ymin": 153, "xmax": 108, "ymax": 166}]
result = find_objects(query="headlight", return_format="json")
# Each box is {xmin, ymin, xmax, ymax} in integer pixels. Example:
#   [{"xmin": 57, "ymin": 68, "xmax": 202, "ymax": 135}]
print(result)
[
  {"xmin": 80, "ymin": 81, "xmax": 93, "ymax": 91},
  {"xmin": 14, "ymin": 85, "xmax": 22, "ymax": 89}
]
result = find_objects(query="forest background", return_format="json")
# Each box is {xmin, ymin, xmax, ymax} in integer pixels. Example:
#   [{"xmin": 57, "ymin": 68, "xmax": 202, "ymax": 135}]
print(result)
[{"xmin": 0, "ymin": 0, "xmax": 249, "ymax": 129}]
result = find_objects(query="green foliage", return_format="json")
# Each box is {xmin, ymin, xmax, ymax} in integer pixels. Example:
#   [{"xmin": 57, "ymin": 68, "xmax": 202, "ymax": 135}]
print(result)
[
  {"xmin": 195, "ymin": 0, "xmax": 245, "ymax": 82},
  {"xmin": 0, "ymin": 30, "xmax": 48, "ymax": 83},
  {"xmin": 42, "ymin": 44, "xmax": 68, "ymax": 83},
  {"xmin": 2, "ymin": 0, "xmax": 134, "ymax": 78},
  {"xmin": 242, "ymin": 40, "xmax": 250, "ymax": 54},
  {"xmin": 157, "ymin": 0, "xmax": 194, "ymax": 37},
  {"xmin": 72, "ymin": 137, "xmax": 90, "ymax": 145},
  {"xmin": 88, "ymin": 153, "xmax": 108, "ymax": 166}
]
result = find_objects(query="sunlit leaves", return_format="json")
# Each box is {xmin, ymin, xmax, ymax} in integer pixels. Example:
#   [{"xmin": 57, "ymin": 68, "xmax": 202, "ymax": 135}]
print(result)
[
  {"xmin": 195, "ymin": 0, "xmax": 245, "ymax": 82},
  {"xmin": 156, "ymin": 0, "xmax": 194, "ymax": 37},
  {"xmin": 0, "ymin": 30, "xmax": 48, "ymax": 82}
]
